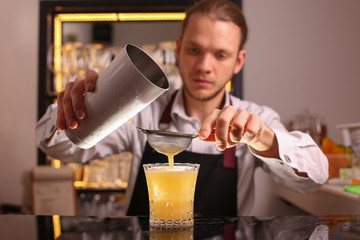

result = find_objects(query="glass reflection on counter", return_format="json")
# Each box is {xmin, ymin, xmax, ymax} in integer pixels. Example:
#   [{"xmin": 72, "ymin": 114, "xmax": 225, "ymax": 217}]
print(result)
[
  {"xmin": 56, "ymin": 215, "xmax": 360, "ymax": 240},
  {"xmin": 149, "ymin": 227, "xmax": 193, "ymax": 240},
  {"xmin": 1, "ymin": 215, "xmax": 360, "ymax": 239}
]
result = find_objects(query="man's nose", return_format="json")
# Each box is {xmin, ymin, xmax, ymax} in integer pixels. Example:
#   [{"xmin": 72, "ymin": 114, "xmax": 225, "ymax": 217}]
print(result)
[{"xmin": 196, "ymin": 53, "xmax": 212, "ymax": 72}]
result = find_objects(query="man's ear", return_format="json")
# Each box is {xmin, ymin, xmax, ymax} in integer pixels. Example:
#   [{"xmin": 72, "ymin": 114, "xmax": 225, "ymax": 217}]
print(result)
[{"xmin": 234, "ymin": 49, "xmax": 246, "ymax": 74}]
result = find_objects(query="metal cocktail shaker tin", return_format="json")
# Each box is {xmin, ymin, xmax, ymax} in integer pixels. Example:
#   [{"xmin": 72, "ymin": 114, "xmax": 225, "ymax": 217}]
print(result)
[{"xmin": 65, "ymin": 44, "xmax": 169, "ymax": 149}]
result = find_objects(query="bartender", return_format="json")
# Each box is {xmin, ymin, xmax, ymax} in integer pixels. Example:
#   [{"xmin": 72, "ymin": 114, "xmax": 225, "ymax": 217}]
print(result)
[{"xmin": 36, "ymin": 0, "xmax": 328, "ymax": 216}]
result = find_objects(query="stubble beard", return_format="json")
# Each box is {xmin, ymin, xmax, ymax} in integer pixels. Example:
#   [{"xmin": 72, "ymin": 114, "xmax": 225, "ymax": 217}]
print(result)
[{"xmin": 183, "ymin": 80, "xmax": 228, "ymax": 102}]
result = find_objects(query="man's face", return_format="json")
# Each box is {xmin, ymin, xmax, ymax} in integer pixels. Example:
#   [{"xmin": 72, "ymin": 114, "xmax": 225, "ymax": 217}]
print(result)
[{"xmin": 176, "ymin": 13, "xmax": 246, "ymax": 102}]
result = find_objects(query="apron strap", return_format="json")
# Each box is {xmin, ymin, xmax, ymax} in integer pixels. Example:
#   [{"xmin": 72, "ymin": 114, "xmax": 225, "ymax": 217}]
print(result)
[
  {"xmin": 223, "ymin": 146, "xmax": 236, "ymax": 168},
  {"xmin": 159, "ymin": 91, "xmax": 177, "ymax": 124}
]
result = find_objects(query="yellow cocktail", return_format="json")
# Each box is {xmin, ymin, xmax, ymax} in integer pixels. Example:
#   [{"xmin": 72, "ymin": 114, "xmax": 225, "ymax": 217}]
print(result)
[{"xmin": 143, "ymin": 163, "xmax": 199, "ymax": 227}]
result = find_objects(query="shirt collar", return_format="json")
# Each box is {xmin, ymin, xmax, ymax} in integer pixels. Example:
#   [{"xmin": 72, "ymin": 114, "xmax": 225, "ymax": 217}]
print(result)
[{"xmin": 171, "ymin": 88, "xmax": 232, "ymax": 121}]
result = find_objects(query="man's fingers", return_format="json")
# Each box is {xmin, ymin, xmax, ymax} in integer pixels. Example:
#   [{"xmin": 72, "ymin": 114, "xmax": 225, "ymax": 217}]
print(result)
[
  {"xmin": 239, "ymin": 114, "xmax": 262, "ymax": 144},
  {"xmin": 229, "ymin": 109, "xmax": 248, "ymax": 144},
  {"xmin": 200, "ymin": 107, "xmax": 265, "ymax": 151},
  {"xmin": 200, "ymin": 134, "xmax": 216, "ymax": 142},
  {"xmin": 199, "ymin": 109, "xmax": 220, "ymax": 140},
  {"xmin": 56, "ymin": 71, "xmax": 98, "ymax": 130},
  {"xmin": 62, "ymin": 82, "xmax": 78, "ymax": 129},
  {"xmin": 56, "ymin": 91, "xmax": 66, "ymax": 130},
  {"xmin": 214, "ymin": 106, "xmax": 237, "ymax": 150},
  {"xmin": 84, "ymin": 70, "xmax": 98, "ymax": 92},
  {"xmin": 71, "ymin": 76, "xmax": 87, "ymax": 119},
  {"xmin": 199, "ymin": 106, "xmax": 237, "ymax": 151}
]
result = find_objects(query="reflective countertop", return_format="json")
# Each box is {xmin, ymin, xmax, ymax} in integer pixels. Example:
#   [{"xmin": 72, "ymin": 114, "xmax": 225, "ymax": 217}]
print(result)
[{"xmin": 0, "ymin": 214, "xmax": 359, "ymax": 239}]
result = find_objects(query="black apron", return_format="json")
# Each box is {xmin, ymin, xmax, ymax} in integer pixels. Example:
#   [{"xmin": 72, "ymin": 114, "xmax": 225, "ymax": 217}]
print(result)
[{"xmin": 127, "ymin": 92, "xmax": 237, "ymax": 217}]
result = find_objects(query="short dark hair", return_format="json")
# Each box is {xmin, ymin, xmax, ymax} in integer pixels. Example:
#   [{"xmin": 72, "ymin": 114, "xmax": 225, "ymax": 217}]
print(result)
[{"xmin": 182, "ymin": 0, "xmax": 248, "ymax": 50}]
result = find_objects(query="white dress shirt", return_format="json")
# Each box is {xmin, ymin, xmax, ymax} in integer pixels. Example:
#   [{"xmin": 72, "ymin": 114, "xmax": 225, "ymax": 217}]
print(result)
[{"xmin": 36, "ymin": 88, "xmax": 328, "ymax": 215}]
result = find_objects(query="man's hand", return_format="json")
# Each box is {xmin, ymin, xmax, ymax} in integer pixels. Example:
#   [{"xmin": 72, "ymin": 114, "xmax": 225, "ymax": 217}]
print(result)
[
  {"xmin": 198, "ymin": 105, "xmax": 279, "ymax": 158},
  {"xmin": 56, "ymin": 70, "xmax": 98, "ymax": 130}
]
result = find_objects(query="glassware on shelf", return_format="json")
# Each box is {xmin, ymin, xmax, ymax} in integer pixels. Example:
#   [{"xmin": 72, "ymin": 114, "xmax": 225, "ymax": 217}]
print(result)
[
  {"xmin": 70, "ymin": 41, "xmax": 87, "ymax": 77},
  {"xmin": 47, "ymin": 43, "xmax": 64, "ymax": 94},
  {"xmin": 103, "ymin": 155, "xmax": 120, "ymax": 188},
  {"xmin": 47, "ymin": 41, "xmax": 89, "ymax": 93},
  {"xmin": 61, "ymin": 43, "xmax": 73, "ymax": 84},
  {"xmin": 46, "ymin": 43, "xmax": 57, "ymax": 75},
  {"xmin": 47, "ymin": 40, "xmax": 181, "ymax": 94},
  {"xmin": 140, "ymin": 42, "xmax": 182, "ymax": 92},
  {"xmin": 83, "ymin": 43, "xmax": 105, "ymax": 74},
  {"xmin": 287, "ymin": 109, "xmax": 327, "ymax": 146},
  {"xmin": 66, "ymin": 162, "xmax": 83, "ymax": 181},
  {"xmin": 82, "ymin": 159, "xmax": 104, "ymax": 188},
  {"xmin": 81, "ymin": 152, "xmax": 132, "ymax": 189}
]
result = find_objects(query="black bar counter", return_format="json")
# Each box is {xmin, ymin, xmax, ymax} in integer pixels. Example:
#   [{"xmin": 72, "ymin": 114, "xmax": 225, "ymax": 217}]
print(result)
[{"xmin": 0, "ymin": 214, "xmax": 359, "ymax": 239}]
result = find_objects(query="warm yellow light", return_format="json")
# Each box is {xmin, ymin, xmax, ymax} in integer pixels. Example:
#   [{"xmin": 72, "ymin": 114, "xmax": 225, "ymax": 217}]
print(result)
[
  {"xmin": 52, "ymin": 159, "xmax": 62, "ymax": 169},
  {"xmin": 73, "ymin": 181, "xmax": 86, "ymax": 188},
  {"xmin": 58, "ymin": 13, "xmax": 118, "ymax": 22},
  {"xmin": 52, "ymin": 215, "xmax": 61, "ymax": 239},
  {"xmin": 226, "ymin": 81, "xmax": 232, "ymax": 92},
  {"xmin": 54, "ymin": 16, "xmax": 62, "ymax": 93},
  {"xmin": 118, "ymin": 12, "xmax": 186, "ymax": 21},
  {"xmin": 52, "ymin": 12, "xmax": 186, "ymax": 93},
  {"xmin": 56, "ymin": 12, "xmax": 185, "ymax": 23}
]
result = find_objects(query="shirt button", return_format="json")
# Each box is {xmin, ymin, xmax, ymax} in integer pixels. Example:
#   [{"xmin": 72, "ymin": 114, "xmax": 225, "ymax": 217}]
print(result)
[{"xmin": 284, "ymin": 154, "xmax": 292, "ymax": 163}]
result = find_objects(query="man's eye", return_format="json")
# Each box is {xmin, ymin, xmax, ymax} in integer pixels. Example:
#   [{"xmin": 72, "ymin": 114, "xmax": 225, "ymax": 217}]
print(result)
[
  {"xmin": 190, "ymin": 48, "xmax": 199, "ymax": 54},
  {"xmin": 216, "ymin": 53, "xmax": 226, "ymax": 59}
]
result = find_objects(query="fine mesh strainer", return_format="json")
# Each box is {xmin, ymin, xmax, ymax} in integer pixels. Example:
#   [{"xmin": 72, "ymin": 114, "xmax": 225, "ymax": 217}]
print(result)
[{"xmin": 137, "ymin": 127, "xmax": 198, "ymax": 155}]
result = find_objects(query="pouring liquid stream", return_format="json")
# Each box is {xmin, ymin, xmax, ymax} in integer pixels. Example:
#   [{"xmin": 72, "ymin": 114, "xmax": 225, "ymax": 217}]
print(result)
[
  {"xmin": 163, "ymin": 152, "xmax": 175, "ymax": 168},
  {"xmin": 156, "ymin": 146, "xmax": 183, "ymax": 168}
]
